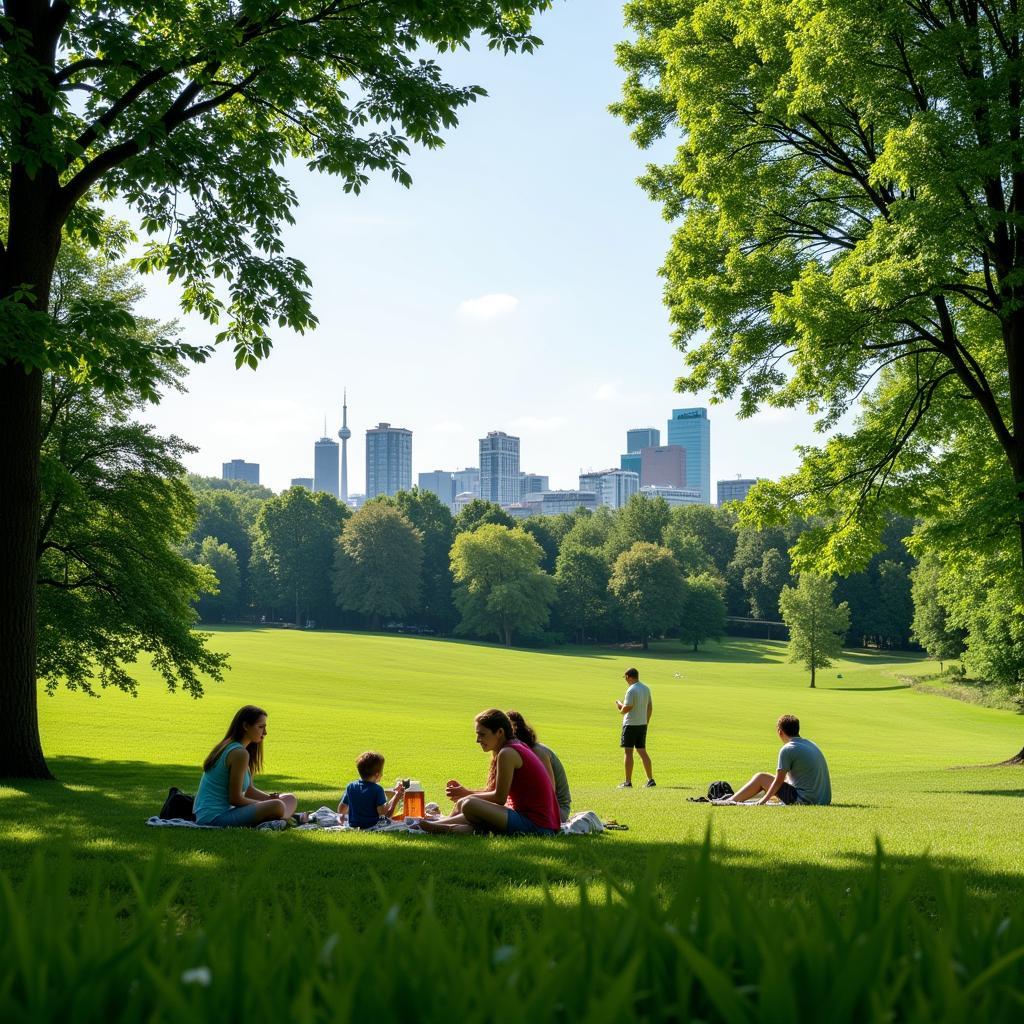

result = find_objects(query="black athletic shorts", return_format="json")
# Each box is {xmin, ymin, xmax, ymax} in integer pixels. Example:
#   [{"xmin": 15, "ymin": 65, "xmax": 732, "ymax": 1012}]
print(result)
[
  {"xmin": 776, "ymin": 781, "xmax": 800, "ymax": 805},
  {"xmin": 620, "ymin": 724, "xmax": 648, "ymax": 749}
]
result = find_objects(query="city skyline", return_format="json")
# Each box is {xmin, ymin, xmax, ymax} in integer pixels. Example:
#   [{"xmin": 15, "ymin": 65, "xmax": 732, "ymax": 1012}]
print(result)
[
  {"xmin": 222, "ymin": 403, "xmax": 753, "ymax": 511},
  {"xmin": 147, "ymin": 4, "xmax": 844, "ymax": 497}
]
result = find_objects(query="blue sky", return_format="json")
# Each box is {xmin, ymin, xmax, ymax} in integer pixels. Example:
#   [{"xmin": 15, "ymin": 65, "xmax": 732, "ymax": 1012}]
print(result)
[{"xmin": 141, "ymin": 1, "xmax": 825, "ymax": 494}]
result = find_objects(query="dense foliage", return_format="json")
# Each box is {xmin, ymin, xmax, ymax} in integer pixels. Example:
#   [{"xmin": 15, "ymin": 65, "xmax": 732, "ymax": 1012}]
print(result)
[
  {"xmin": 614, "ymin": 0, "xmax": 1024, "ymax": 755},
  {"xmin": 0, "ymin": 0, "xmax": 553, "ymax": 780},
  {"xmin": 185, "ymin": 487, "xmax": 923, "ymax": 656},
  {"xmin": 35, "ymin": 237, "xmax": 225, "ymax": 699}
]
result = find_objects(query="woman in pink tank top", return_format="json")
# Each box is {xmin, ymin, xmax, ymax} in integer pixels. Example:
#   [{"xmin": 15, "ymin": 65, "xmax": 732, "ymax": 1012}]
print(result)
[{"xmin": 419, "ymin": 709, "xmax": 561, "ymax": 836}]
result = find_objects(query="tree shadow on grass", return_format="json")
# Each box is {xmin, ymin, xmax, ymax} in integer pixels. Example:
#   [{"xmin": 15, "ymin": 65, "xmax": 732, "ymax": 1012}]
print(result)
[
  {"xmin": 2, "ymin": 756, "xmax": 1022, "ymax": 929},
  {"xmin": 956, "ymin": 789, "xmax": 1024, "ymax": 798},
  {"xmin": 820, "ymin": 684, "xmax": 913, "ymax": 692}
]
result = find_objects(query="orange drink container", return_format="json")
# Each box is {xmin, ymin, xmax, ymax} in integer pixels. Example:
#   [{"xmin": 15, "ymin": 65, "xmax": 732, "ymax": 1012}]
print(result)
[{"xmin": 404, "ymin": 781, "xmax": 425, "ymax": 818}]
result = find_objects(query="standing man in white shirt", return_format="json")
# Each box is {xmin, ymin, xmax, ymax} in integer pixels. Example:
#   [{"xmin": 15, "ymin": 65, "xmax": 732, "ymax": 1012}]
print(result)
[{"xmin": 615, "ymin": 667, "xmax": 655, "ymax": 788}]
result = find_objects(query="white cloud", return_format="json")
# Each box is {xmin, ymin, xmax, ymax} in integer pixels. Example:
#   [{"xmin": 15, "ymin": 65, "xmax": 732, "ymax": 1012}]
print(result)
[
  {"xmin": 456, "ymin": 293, "xmax": 520, "ymax": 321},
  {"xmin": 593, "ymin": 382, "xmax": 620, "ymax": 401}
]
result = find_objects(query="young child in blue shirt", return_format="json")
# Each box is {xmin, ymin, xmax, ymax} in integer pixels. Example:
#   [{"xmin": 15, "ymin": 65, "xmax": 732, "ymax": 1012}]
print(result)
[{"xmin": 338, "ymin": 751, "xmax": 404, "ymax": 828}]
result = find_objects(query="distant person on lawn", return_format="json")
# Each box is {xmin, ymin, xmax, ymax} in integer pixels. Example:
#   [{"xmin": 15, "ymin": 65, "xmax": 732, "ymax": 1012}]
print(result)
[
  {"xmin": 616, "ymin": 667, "xmax": 655, "ymax": 789},
  {"xmin": 422, "ymin": 708, "xmax": 561, "ymax": 836},
  {"xmin": 194, "ymin": 705, "xmax": 306, "ymax": 826},
  {"xmin": 721, "ymin": 715, "xmax": 831, "ymax": 805},
  {"xmin": 507, "ymin": 709, "xmax": 572, "ymax": 822}
]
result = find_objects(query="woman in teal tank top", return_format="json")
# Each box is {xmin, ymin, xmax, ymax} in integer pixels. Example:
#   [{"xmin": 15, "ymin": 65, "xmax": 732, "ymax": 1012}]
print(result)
[{"xmin": 194, "ymin": 705, "xmax": 305, "ymax": 827}]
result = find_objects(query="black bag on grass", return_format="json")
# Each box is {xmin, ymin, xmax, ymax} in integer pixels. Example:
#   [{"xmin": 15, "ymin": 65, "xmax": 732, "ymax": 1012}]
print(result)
[
  {"xmin": 159, "ymin": 786, "xmax": 195, "ymax": 821},
  {"xmin": 706, "ymin": 780, "xmax": 734, "ymax": 801}
]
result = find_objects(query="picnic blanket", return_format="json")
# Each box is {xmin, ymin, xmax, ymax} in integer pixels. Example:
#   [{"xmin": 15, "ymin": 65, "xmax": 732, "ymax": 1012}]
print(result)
[
  {"xmin": 145, "ymin": 808, "xmax": 613, "ymax": 834},
  {"xmin": 145, "ymin": 816, "xmax": 288, "ymax": 831}
]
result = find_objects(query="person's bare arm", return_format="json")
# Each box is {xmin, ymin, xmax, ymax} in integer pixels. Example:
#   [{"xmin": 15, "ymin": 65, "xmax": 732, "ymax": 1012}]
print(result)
[
  {"xmin": 382, "ymin": 783, "xmax": 405, "ymax": 818},
  {"xmin": 469, "ymin": 748, "xmax": 521, "ymax": 805},
  {"xmin": 491, "ymin": 747, "xmax": 519, "ymax": 804},
  {"xmin": 616, "ymin": 700, "xmax": 634, "ymax": 716},
  {"xmin": 647, "ymin": 697, "xmax": 653, "ymax": 724},
  {"xmin": 227, "ymin": 748, "xmax": 256, "ymax": 806},
  {"xmin": 758, "ymin": 769, "xmax": 788, "ymax": 805},
  {"xmin": 446, "ymin": 779, "xmax": 479, "ymax": 801}
]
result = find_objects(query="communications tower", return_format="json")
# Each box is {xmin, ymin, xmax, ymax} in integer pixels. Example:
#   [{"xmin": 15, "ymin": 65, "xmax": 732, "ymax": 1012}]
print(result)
[{"xmin": 338, "ymin": 390, "xmax": 351, "ymax": 501}]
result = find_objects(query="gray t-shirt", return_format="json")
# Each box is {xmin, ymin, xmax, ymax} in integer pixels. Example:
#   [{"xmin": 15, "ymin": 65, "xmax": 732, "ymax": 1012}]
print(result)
[
  {"xmin": 777, "ymin": 736, "xmax": 831, "ymax": 805},
  {"xmin": 534, "ymin": 741, "xmax": 571, "ymax": 821},
  {"xmin": 622, "ymin": 681, "xmax": 651, "ymax": 726}
]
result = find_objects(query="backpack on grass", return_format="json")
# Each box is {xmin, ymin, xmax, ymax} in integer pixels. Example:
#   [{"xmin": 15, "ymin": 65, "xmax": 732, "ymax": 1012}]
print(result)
[
  {"xmin": 159, "ymin": 786, "xmax": 195, "ymax": 821},
  {"xmin": 686, "ymin": 780, "xmax": 736, "ymax": 803}
]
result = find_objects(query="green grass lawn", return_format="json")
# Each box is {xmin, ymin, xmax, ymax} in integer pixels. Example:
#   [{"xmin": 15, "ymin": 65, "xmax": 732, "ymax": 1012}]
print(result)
[{"xmin": 2, "ymin": 628, "xmax": 1023, "ymax": 923}]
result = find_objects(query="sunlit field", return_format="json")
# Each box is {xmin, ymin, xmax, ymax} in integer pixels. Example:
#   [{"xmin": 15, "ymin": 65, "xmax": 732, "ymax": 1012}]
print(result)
[{"xmin": 2, "ymin": 628, "xmax": 1021, "ymax": 920}]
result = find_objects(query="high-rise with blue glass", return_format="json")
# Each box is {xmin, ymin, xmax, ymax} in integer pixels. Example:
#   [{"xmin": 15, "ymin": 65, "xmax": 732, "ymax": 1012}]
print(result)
[
  {"xmin": 366, "ymin": 422, "xmax": 412, "ymax": 499},
  {"xmin": 666, "ymin": 407, "xmax": 711, "ymax": 504}
]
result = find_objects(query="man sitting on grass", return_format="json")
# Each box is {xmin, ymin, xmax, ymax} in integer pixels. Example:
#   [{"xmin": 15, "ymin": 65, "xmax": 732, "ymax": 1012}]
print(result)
[{"xmin": 720, "ymin": 714, "xmax": 831, "ymax": 806}]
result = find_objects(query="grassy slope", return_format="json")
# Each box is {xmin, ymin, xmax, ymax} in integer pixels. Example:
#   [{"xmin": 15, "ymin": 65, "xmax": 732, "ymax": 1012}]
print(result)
[{"xmin": 2, "ymin": 629, "xmax": 1022, "ymax": 921}]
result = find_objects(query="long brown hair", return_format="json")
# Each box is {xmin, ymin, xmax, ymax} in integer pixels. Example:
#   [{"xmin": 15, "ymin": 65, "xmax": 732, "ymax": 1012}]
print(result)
[
  {"xmin": 476, "ymin": 708, "xmax": 515, "ymax": 790},
  {"xmin": 203, "ymin": 705, "xmax": 267, "ymax": 775},
  {"xmin": 506, "ymin": 709, "xmax": 537, "ymax": 748}
]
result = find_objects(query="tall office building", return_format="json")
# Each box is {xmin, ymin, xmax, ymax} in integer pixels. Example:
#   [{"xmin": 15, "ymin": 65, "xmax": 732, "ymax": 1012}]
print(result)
[
  {"xmin": 290, "ymin": 477, "xmax": 314, "ymax": 490},
  {"xmin": 667, "ymin": 407, "xmax": 711, "ymax": 504},
  {"xmin": 579, "ymin": 469, "xmax": 612, "ymax": 495},
  {"xmin": 418, "ymin": 470, "xmax": 455, "ymax": 508},
  {"xmin": 222, "ymin": 459, "xmax": 260, "ymax": 485},
  {"xmin": 337, "ymin": 389, "xmax": 351, "ymax": 502},
  {"xmin": 453, "ymin": 467, "xmax": 480, "ymax": 497},
  {"xmin": 520, "ymin": 472, "xmax": 549, "ymax": 497},
  {"xmin": 626, "ymin": 427, "xmax": 660, "ymax": 453},
  {"xmin": 620, "ymin": 452, "xmax": 641, "ymax": 476},
  {"xmin": 717, "ymin": 478, "xmax": 760, "ymax": 505},
  {"xmin": 313, "ymin": 424, "xmax": 340, "ymax": 498},
  {"xmin": 479, "ymin": 431, "xmax": 520, "ymax": 505},
  {"xmin": 581, "ymin": 469, "xmax": 639, "ymax": 509},
  {"xmin": 366, "ymin": 422, "xmax": 412, "ymax": 499},
  {"xmin": 599, "ymin": 470, "xmax": 640, "ymax": 509},
  {"xmin": 640, "ymin": 445, "xmax": 686, "ymax": 488}
]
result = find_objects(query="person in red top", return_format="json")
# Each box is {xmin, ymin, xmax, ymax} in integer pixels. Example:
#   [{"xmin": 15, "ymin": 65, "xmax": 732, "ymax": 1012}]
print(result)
[{"xmin": 419, "ymin": 708, "xmax": 561, "ymax": 836}]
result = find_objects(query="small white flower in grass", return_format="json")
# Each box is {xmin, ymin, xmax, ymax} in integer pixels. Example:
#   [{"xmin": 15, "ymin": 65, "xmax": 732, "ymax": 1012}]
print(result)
[
  {"xmin": 181, "ymin": 967, "xmax": 211, "ymax": 987},
  {"xmin": 492, "ymin": 945, "xmax": 516, "ymax": 965}
]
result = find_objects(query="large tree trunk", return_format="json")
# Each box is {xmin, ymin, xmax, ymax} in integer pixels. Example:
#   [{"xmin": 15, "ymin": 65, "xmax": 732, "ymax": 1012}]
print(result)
[
  {"xmin": 0, "ymin": 155, "xmax": 62, "ymax": 778},
  {"xmin": 0, "ymin": 364, "xmax": 49, "ymax": 779},
  {"xmin": 810, "ymin": 663, "xmax": 816, "ymax": 689}
]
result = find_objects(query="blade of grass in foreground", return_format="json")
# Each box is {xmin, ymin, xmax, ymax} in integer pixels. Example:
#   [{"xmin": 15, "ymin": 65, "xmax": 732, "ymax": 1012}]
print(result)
[{"xmin": 2, "ymin": 837, "xmax": 1022, "ymax": 1023}]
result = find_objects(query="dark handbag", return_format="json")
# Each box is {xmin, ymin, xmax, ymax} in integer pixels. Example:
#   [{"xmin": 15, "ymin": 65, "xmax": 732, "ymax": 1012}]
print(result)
[{"xmin": 159, "ymin": 786, "xmax": 196, "ymax": 821}]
